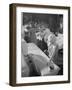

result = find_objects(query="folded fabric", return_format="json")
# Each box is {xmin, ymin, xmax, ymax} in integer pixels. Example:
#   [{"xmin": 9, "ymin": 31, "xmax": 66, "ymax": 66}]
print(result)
[
  {"xmin": 41, "ymin": 61, "xmax": 60, "ymax": 76},
  {"xmin": 27, "ymin": 43, "xmax": 60, "ymax": 76}
]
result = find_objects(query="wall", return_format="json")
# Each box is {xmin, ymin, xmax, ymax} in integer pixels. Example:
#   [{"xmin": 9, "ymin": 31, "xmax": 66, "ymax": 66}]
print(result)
[{"xmin": 0, "ymin": 0, "xmax": 72, "ymax": 90}]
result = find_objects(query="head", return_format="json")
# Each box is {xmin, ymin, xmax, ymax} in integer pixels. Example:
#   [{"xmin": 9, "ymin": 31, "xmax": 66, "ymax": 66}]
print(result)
[
  {"xmin": 35, "ymin": 31, "xmax": 42, "ymax": 40},
  {"xmin": 46, "ymin": 34, "xmax": 56, "ymax": 47}
]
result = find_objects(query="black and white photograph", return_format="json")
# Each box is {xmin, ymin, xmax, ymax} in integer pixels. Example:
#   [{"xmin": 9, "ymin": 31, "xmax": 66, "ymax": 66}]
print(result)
[
  {"xmin": 9, "ymin": 3, "xmax": 70, "ymax": 86},
  {"xmin": 21, "ymin": 13, "xmax": 63, "ymax": 77}
]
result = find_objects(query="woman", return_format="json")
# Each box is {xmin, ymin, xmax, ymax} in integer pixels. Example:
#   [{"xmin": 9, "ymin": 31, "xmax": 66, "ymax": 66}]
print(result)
[{"xmin": 47, "ymin": 34, "xmax": 58, "ymax": 63}]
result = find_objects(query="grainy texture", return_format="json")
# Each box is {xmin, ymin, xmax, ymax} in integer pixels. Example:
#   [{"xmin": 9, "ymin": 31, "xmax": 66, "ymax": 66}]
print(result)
[{"xmin": 9, "ymin": 3, "xmax": 70, "ymax": 86}]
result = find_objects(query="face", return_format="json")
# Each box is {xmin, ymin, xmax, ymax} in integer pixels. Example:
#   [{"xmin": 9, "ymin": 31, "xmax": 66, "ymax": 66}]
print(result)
[
  {"xmin": 35, "ymin": 32, "xmax": 42, "ymax": 40},
  {"xmin": 40, "ymin": 30, "xmax": 45, "ymax": 38},
  {"xmin": 40, "ymin": 27, "xmax": 47, "ymax": 39},
  {"xmin": 46, "ymin": 34, "xmax": 56, "ymax": 46},
  {"xmin": 46, "ymin": 35, "xmax": 51, "ymax": 47}
]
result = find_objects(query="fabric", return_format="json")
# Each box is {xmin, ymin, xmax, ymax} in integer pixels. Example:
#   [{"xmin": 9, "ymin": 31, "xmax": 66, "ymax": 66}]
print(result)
[
  {"xmin": 21, "ymin": 39, "xmax": 30, "ymax": 77},
  {"xmin": 21, "ymin": 53, "xmax": 30, "ymax": 77},
  {"xmin": 27, "ymin": 43, "xmax": 50, "ymax": 62},
  {"xmin": 41, "ymin": 61, "xmax": 60, "ymax": 76},
  {"xmin": 27, "ymin": 43, "xmax": 60, "ymax": 76},
  {"xmin": 21, "ymin": 39, "xmax": 28, "ymax": 55},
  {"xmin": 21, "ymin": 40, "xmax": 60, "ymax": 76}
]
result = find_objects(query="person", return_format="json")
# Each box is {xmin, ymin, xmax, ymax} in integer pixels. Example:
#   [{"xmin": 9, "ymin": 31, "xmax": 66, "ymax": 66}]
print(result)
[
  {"xmin": 44, "ymin": 33, "xmax": 59, "ymax": 65},
  {"xmin": 35, "ymin": 30, "xmax": 48, "ymax": 52},
  {"xmin": 27, "ymin": 43, "xmax": 60, "ymax": 76}
]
